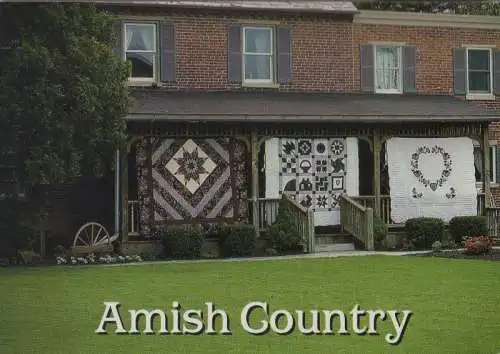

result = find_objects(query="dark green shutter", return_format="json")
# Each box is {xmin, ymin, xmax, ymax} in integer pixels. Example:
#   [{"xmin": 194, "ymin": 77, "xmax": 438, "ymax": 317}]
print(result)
[
  {"xmin": 277, "ymin": 26, "xmax": 292, "ymax": 84},
  {"xmin": 493, "ymin": 49, "xmax": 500, "ymax": 95},
  {"xmin": 453, "ymin": 47, "xmax": 466, "ymax": 95},
  {"xmin": 227, "ymin": 24, "xmax": 242, "ymax": 83},
  {"xmin": 360, "ymin": 44, "xmax": 374, "ymax": 92},
  {"xmin": 160, "ymin": 22, "xmax": 176, "ymax": 82},
  {"xmin": 402, "ymin": 45, "xmax": 417, "ymax": 93}
]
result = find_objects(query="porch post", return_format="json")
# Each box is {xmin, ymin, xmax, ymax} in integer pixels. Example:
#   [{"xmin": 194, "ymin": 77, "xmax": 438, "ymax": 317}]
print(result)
[
  {"xmin": 482, "ymin": 123, "xmax": 491, "ymax": 210},
  {"xmin": 120, "ymin": 147, "xmax": 129, "ymax": 243},
  {"xmin": 250, "ymin": 132, "xmax": 260, "ymax": 238},
  {"xmin": 373, "ymin": 130, "xmax": 381, "ymax": 217}
]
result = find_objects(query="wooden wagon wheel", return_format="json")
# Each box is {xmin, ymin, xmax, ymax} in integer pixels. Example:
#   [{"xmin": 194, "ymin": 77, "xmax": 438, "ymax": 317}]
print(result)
[{"xmin": 73, "ymin": 222, "xmax": 111, "ymax": 247}]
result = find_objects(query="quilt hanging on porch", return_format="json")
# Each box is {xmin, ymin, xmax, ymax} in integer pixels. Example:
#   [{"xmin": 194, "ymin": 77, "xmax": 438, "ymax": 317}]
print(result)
[
  {"xmin": 136, "ymin": 137, "xmax": 248, "ymax": 235},
  {"xmin": 279, "ymin": 138, "xmax": 347, "ymax": 213},
  {"xmin": 386, "ymin": 137, "xmax": 477, "ymax": 223}
]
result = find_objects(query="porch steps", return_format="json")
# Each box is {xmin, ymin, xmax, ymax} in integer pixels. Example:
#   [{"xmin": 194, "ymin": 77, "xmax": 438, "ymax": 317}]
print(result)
[
  {"xmin": 314, "ymin": 233, "xmax": 355, "ymax": 252},
  {"xmin": 314, "ymin": 226, "xmax": 354, "ymax": 252}
]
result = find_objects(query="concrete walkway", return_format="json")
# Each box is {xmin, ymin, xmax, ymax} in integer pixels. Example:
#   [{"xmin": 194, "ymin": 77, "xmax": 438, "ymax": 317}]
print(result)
[{"xmin": 102, "ymin": 249, "xmax": 434, "ymax": 267}]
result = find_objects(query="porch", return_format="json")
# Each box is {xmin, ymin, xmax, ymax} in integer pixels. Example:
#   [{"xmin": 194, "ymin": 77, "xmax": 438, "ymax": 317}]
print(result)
[{"xmin": 118, "ymin": 90, "xmax": 499, "ymax": 253}]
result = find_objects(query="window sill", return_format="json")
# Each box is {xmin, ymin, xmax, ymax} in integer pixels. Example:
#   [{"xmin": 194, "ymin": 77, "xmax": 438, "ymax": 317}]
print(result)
[
  {"xmin": 242, "ymin": 82, "xmax": 279, "ymax": 89},
  {"xmin": 374, "ymin": 89, "xmax": 402, "ymax": 95},
  {"xmin": 127, "ymin": 79, "xmax": 157, "ymax": 87},
  {"xmin": 466, "ymin": 93, "xmax": 495, "ymax": 101}
]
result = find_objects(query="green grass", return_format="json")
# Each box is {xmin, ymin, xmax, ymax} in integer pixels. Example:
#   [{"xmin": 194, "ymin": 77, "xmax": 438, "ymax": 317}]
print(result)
[{"xmin": 0, "ymin": 256, "xmax": 499, "ymax": 353}]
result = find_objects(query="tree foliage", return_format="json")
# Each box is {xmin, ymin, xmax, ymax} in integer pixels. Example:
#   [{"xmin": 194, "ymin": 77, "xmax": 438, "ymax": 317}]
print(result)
[
  {"xmin": 0, "ymin": 3, "xmax": 130, "ymax": 188},
  {"xmin": 356, "ymin": 0, "xmax": 500, "ymax": 15}
]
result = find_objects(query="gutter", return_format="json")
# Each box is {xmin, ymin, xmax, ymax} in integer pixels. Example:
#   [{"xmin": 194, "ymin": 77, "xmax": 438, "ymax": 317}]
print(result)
[{"xmin": 124, "ymin": 113, "xmax": 500, "ymax": 123}]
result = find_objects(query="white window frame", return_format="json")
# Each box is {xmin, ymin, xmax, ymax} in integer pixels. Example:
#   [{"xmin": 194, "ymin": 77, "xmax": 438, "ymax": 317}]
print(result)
[
  {"xmin": 465, "ymin": 47, "xmax": 493, "ymax": 100},
  {"xmin": 472, "ymin": 140, "xmax": 497, "ymax": 188},
  {"xmin": 374, "ymin": 45, "xmax": 403, "ymax": 94},
  {"xmin": 123, "ymin": 22, "xmax": 157, "ymax": 84},
  {"xmin": 242, "ymin": 26, "xmax": 275, "ymax": 85}
]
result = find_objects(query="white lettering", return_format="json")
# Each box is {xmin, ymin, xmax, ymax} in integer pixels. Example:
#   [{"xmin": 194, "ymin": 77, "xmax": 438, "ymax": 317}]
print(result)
[
  {"xmin": 240, "ymin": 301, "xmax": 269, "ymax": 335},
  {"xmin": 95, "ymin": 302, "xmax": 127, "ymax": 334}
]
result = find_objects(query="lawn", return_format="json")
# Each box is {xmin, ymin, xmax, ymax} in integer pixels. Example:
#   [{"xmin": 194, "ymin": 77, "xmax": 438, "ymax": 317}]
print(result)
[{"xmin": 0, "ymin": 256, "xmax": 499, "ymax": 353}]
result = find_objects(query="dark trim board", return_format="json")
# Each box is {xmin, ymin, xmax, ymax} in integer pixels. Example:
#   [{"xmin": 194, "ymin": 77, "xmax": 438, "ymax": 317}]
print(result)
[{"xmin": 126, "ymin": 121, "xmax": 485, "ymax": 140}]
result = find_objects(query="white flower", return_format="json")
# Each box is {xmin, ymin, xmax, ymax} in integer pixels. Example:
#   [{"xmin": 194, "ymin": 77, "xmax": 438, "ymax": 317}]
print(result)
[{"xmin": 71, "ymin": 258, "xmax": 77, "ymax": 264}]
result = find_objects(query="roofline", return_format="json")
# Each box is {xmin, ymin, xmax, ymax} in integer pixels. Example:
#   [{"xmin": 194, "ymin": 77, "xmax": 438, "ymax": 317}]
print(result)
[
  {"xmin": 95, "ymin": 1, "xmax": 359, "ymax": 14},
  {"xmin": 354, "ymin": 10, "xmax": 500, "ymax": 30},
  {"xmin": 125, "ymin": 113, "xmax": 500, "ymax": 123}
]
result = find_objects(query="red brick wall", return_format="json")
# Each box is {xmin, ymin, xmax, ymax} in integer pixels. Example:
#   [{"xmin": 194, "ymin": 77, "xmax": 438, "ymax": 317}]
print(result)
[{"xmin": 115, "ymin": 7, "xmax": 500, "ymax": 198}]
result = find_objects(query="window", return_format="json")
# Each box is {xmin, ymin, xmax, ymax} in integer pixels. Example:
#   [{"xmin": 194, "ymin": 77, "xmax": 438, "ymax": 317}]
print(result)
[
  {"xmin": 124, "ymin": 23, "xmax": 157, "ymax": 82},
  {"xmin": 473, "ymin": 145, "xmax": 496, "ymax": 185},
  {"xmin": 374, "ymin": 46, "xmax": 402, "ymax": 94},
  {"xmin": 242, "ymin": 27, "xmax": 274, "ymax": 84},
  {"xmin": 466, "ymin": 48, "xmax": 492, "ymax": 95}
]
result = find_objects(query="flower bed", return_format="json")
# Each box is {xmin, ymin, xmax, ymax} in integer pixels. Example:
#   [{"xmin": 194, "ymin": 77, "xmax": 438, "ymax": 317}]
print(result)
[{"xmin": 56, "ymin": 253, "xmax": 143, "ymax": 265}]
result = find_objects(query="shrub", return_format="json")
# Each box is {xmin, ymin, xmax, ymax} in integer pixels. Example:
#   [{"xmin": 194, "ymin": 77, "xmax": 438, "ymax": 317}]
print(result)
[
  {"xmin": 373, "ymin": 216, "xmax": 388, "ymax": 248},
  {"xmin": 267, "ymin": 196, "xmax": 303, "ymax": 254},
  {"xmin": 464, "ymin": 236, "xmax": 493, "ymax": 254},
  {"xmin": 405, "ymin": 217, "xmax": 445, "ymax": 250},
  {"xmin": 160, "ymin": 224, "xmax": 205, "ymax": 260},
  {"xmin": 431, "ymin": 240, "xmax": 442, "ymax": 253},
  {"xmin": 217, "ymin": 223, "xmax": 256, "ymax": 258},
  {"xmin": 449, "ymin": 216, "xmax": 488, "ymax": 243},
  {"xmin": 448, "ymin": 240, "xmax": 459, "ymax": 250}
]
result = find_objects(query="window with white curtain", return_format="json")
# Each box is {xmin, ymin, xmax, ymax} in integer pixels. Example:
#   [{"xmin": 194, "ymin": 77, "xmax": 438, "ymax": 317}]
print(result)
[
  {"xmin": 374, "ymin": 46, "xmax": 402, "ymax": 93},
  {"xmin": 242, "ymin": 27, "xmax": 274, "ymax": 83},
  {"xmin": 473, "ymin": 144, "xmax": 496, "ymax": 184},
  {"xmin": 124, "ymin": 23, "xmax": 157, "ymax": 81}
]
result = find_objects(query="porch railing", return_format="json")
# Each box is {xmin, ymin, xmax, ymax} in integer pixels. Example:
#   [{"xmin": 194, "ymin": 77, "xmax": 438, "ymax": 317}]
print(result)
[
  {"xmin": 485, "ymin": 207, "xmax": 500, "ymax": 244},
  {"xmin": 351, "ymin": 193, "xmax": 486, "ymax": 225},
  {"xmin": 128, "ymin": 200, "xmax": 140, "ymax": 235},
  {"xmin": 339, "ymin": 194, "xmax": 374, "ymax": 250},
  {"xmin": 255, "ymin": 196, "xmax": 315, "ymax": 253}
]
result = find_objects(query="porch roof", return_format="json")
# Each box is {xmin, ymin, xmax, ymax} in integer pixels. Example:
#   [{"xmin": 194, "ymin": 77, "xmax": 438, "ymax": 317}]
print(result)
[{"xmin": 126, "ymin": 90, "xmax": 499, "ymax": 123}]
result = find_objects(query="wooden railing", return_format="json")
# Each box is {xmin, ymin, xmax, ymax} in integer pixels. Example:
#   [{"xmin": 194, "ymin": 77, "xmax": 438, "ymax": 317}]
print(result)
[
  {"xmin": 352, "ymin": 193, "xmax": 486, "ymax": 225},
  {"xmin": 128, "ymin": 200, "xmax": 140, "ymax": 235},
  {"xmin": 350, "ymin": 195, "xmax": 392, "ymax": 225},
  {"xmin": 256, "ymin": 197, "xmax": 281, "ymax": 230},
  {"xmin": 485, "ymin": 207, "xmax": 500, "ymax": 244},
  {"xmin": 255, "ymin": 196, "xmax": 315, "ymax": 253},
  {"xmin": 339, "ymin": 194, "xmax": 374, "ymax": 250}
]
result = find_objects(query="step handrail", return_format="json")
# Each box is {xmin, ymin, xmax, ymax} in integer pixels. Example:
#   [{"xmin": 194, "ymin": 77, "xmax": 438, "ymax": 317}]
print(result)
[{"xmin": 339, "ymin": 194, "xmax": 374, "ymax": 250}]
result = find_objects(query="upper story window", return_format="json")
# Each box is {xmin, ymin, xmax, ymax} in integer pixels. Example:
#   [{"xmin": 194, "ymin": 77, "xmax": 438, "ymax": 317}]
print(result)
[
  {"xmin": 360, "ymin": 43, "xmax": 416, "ymax": 94},
  {"xmin": 227, "ymin": 24, "xmax": 292, "ymax": 87},
  {"xmin": 466, "ymin": 48, "xmax": 492, "ymax": 95},
  {"xmin": 242, "ymin": 27, "xmax": 274, "ymax": 84},
  {"xmin": 374, "ymin": 45, "xmax": 402, "ymax": 94},
  {"xmin": 123, "ymin": 23, "xmax": 158, "ymax": 83}
]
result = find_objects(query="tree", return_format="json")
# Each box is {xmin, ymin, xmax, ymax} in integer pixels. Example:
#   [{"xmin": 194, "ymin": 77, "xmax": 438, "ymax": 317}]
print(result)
[
  {"xmin": 356, "ymin": 0, "xmax": 500, "ymax": 15},
  {"xmin": 0, "ymin": 3, "xmax": 130, "ymax": 252},
  {"xmin": 0, "ymin": 3, "xmax": 129, "ymax": 189}
]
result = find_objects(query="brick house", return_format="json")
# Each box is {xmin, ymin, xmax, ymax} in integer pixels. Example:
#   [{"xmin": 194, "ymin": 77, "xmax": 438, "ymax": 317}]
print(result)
[{"xmin": 74, "ymin": 0, "xmax": 500, "ymax": 254}]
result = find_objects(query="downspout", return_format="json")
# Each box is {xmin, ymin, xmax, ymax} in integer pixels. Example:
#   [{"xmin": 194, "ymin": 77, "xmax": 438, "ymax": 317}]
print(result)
[{"xmin": 114, "ymin": 149, "xmax": 120, "ymax": 235}]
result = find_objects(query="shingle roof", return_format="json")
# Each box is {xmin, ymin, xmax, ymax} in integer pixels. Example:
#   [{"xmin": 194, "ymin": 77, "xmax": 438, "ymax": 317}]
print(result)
[
  {"xmin": 96, "ymin": 0, "xmax": 358, "ymax": 13},
  {"xmin": 127, "ymin": 90, "xmax": 499, "ymax": 123}
]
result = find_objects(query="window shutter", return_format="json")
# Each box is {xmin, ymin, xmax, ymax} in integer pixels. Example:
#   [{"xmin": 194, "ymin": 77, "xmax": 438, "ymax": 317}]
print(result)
[
  {"xmin": 402, "ymin": 45, "xmax": 417, "ymax": 93},
  {"xmin": 277, "ymin": 26, "xmax": 292, "ymax": 84},
  {"xmin": 360, "ymin": 44, "xmax": 374, "ymax": 92},
  {"xmin": 112, "ymin": 21, "xmax": 123, "ymax": 59},
  {"xmin": 493, "ymin": 49, "xmax": 500, "ymax": 95},
  {"xmin": 160, "ymin": 22, "xmax": 176, "ymax": 82},
  {"xmin": 227, "ymin": 24, "xmax": 242, "ymax": 83},
  {"xmin": 495, "ymin": 146, "xmax": 500, "ymax": 184},
  {"xmin": 453, "ymin": 47, "xmax": 466, "ymax": 95}
]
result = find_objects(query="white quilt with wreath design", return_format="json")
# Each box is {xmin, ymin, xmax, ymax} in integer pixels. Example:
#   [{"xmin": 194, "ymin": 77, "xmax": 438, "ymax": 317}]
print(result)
[{"xmin": 386, "ymin": 137, "xmax": 477, "ymax": 223}]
